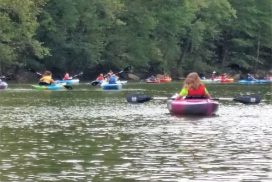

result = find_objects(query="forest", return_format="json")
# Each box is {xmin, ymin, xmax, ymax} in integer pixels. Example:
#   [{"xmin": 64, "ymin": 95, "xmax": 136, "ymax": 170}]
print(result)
[{"xmin": 0, "ymin": 0, "xmax": 271, "ymax": 81}]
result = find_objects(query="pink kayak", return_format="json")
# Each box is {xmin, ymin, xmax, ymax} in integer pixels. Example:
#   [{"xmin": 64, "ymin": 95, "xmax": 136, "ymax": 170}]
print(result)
[{"xmin": 167, "ymin": 98, "xmax": 219, "ymax": 116}]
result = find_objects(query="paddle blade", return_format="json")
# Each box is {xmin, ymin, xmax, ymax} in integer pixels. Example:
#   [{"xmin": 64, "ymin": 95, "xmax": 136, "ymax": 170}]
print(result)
[
  {"xmin": 91, "ymin": 80, "xmax": 100, "ymax": 86},
  {"xmin": 126, "ymin": 94, "xmax": 152, "ymax": 103},
  {"xmin": 234, "ymin": 94, "xmax": 261, "ymax": 104},
  {"xmin": 123, "ymin": 66, "xmax": 132, "ymax": 72},
  {"xmin": 64, "ymin": 85, "xmax": 73, "ymax": 90}
]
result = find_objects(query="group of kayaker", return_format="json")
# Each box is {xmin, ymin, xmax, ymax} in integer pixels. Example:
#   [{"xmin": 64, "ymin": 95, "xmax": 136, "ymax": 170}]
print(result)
[
  {"xmin": 38, "ymin": 71, "xmax": 72, "ymax": 85},
  {"xmin": 35, "ymin": 69, "xmax": 270, "ymax": 96},
  {"xmin": 95, "ymin": 70, "xmax": 119, "ymax": 84},
  {"xmin": 145, "ymin": 74, "xmax": 172, "ymax": 83},
  {"xmin": 37, "ymin": 69, "xmax": 120, "ymax": 87},
  {"xmin": 210, "ymin": 71, "xmax": 231, "ymax": 81}
]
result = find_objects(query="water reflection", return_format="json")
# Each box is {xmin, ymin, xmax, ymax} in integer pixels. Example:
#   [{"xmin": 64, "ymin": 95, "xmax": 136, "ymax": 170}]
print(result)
[{"xmin": 0, "ymin": 83, "xmax": 271, "ymax": 181}]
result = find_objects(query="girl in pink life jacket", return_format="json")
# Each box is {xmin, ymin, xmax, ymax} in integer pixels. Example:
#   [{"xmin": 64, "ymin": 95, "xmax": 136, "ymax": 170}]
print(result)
[
  {"xmin": 176, "ymin": 72, "xmax": 211, "ymax": 99},
  {"xmin": 96, "ymin": 73, "xmax": 104, "ymax": 81},
  {"xmin": 63, "ymin": 73, "xmax": 71, "ymax": 80}
]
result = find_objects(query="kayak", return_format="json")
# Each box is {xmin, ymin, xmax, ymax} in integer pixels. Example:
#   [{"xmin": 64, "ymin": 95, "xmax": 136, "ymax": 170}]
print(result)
[
  {"xmin": 0, "ymin": 81, "xmax": 8, "ymax": 90},
  {"xmin": 101, "ymin": 81, "xmax": 122, "ymax": 90},
  {"xmin": 220, "ymin": 78, "xmax": 234, "ymax": 83},
  {"xmin": 167, "ymin": 98, "xmax": 219, "ymax": 116},
  {"xmin": 201, "ymin": 78, "xmax": 234, "ymax": 83},
  {"xmin": 91, "ymin": 80, "xmax": 127, "ymax": 86},
  {"xmin": 31, "ymin": 84, "xmax": 67, "ymax": 91},
  {"xmin": 145, "ymin": 79, "xmax": 160, "ymax": 83},
  {"xmin": 146, "ymin": 77, "xmax": 172, "ymax": 83},
  {"xmin": 55, "ymin": 79, "xmax": 79, "ymax": 85},
  {"xmin": 159, "ymin": 77, "xmax": 172, "ymax": 83},
  {"xmin": 238, "ymin": 79, "xmax": 271, "ymax": 84},
  {"xmin": 201, "ymin": 79, "xmax": 220, "ymax": 83}
]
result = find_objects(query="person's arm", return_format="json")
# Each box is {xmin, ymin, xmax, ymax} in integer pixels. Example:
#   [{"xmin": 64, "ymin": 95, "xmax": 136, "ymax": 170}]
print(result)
[
  {"xmin": 176, "ymin": 88, "xmax": 188, "ymax": 99},
  {"xmin": 204, "ymin": 88, "xmax": 211, "ymax": 98}
]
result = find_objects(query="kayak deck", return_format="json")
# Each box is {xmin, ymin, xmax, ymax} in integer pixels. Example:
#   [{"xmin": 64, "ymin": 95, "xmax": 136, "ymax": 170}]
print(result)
[
  {"xmin": 101, "ymin": 82, "xmax": 122, "ymax": 90},
  {"xmin": 31, "ymin": 84, "xmax": 66, "ymax": 91},
  {"xmin": 55, "ymin": 79, "xmax": 79, "ymax": 85},
  {"xmin": 167, "ymin": 99, "xmax": 219, "ymax": 116}
]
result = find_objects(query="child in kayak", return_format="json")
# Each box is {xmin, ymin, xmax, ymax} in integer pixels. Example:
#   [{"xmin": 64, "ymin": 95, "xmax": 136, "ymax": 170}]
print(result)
[
  {"xmin": 63, "ymin": 72, "xmax": 71, "ymax": 80},
  {"xmin": 96, "ymin": 73, "xmax": 104, "ymax": 81},
  {"xmin": 176, "ymin": 72, "xmax": 211, "ymax": 99},
  {"xmin": 39, "ymin": 71, "xmax": 54, "ymax": 86},
  {"xmin": 108, "ymin": 74, "xmax": 118, "ymax": 84}
]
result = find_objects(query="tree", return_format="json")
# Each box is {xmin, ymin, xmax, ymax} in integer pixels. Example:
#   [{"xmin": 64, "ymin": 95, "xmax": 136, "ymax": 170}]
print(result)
[{"xmin": 0, "ymin": 0, "xmax": 49, "ymax": 74}]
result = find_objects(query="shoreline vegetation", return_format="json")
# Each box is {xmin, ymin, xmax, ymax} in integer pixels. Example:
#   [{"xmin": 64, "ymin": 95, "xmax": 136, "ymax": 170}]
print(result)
[{"xmin": 0, "ymin": 0, "xmax": 271, "ymax": 82}]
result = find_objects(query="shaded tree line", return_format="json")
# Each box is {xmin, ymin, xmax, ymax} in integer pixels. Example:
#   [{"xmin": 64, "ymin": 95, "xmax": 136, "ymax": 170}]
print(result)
[{"xmin": 0, "ymin": 0, "xmax": 271, "ymax": 80}]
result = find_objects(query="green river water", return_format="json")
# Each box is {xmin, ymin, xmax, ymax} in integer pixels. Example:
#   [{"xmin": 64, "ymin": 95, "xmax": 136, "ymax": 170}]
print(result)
[{"xmin": 0, "ymin": 82, "xmax": 271, "ymax": 181}]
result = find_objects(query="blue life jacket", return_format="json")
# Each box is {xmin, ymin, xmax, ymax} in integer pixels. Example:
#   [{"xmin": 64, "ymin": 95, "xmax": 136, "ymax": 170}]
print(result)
[{"xmin": 108, "ymin": 75, "xmax": 117, "ymax": 84}]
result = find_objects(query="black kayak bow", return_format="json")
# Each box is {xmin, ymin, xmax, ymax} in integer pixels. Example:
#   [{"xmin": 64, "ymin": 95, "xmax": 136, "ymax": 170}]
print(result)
[{"xmin": 126, "ymin": 93, "xmax": 153, "ymax": 103}]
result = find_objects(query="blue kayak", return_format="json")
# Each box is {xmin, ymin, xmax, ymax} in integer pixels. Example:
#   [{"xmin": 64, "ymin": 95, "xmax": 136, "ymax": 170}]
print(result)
[
  {"xmin": 238, "ymin": 79, "xmax": 271, "ymax": 84},
  {"xmin": 55, "ymin": 79, "xmax": 79, "ymax": 85},
  {"xmin": 101, "ymin": 82, "xmax": 122, "ymax": 90}
]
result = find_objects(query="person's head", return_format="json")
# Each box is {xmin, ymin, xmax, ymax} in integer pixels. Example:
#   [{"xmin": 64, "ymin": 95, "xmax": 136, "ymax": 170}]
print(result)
[
  {"xmin": 184, "ymin": 72, "xmax": 202, "ymax": 89},
  {"xmin": 100, "ymin": 73, "xmax": 103, "ymax": 76},
  {"xmin": 44, "ymin": 71, "xmax": 52, "ymax": 76}
]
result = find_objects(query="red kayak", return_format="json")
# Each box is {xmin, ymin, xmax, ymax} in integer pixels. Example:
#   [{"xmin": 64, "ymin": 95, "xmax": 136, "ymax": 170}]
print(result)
[
  {"xmin": 159, "ymin": 77, "xmax": 172, "ymax": 83},
  {"xmin": 167, "ymin": 98, "xmax": 219, "ymax": 116}
]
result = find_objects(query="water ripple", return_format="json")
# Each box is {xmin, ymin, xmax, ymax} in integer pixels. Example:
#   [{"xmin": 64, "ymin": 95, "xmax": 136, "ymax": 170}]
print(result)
[{"xmin": 0, "ymin": 85, "xmax": 272, "ymax": 181}]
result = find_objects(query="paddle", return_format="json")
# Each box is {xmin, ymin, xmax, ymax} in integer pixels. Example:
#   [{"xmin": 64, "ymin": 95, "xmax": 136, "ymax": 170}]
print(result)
[
  {"xmin": 126, "ymin": 93, "xmax": 261, "ymax": 104},
  {"xmin": 70, "ymin": 72, "xmax": 83, "ymax": 79},
  {"xmin": 91, "ymin": 66, "xmax": 131, "ymax": 86},
  {"xmin": 35, "ymin": 72, "xmax": 73, "ymax": 90}
]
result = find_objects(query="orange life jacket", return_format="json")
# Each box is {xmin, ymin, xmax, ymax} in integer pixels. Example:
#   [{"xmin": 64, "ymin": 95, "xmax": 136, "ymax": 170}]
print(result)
[{"xmin": 188, "ymin": 84, "xmax": 206, "ymax": 97}]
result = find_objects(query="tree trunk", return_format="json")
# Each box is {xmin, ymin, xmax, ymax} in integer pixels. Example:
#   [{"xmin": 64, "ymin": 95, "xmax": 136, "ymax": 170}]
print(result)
[
  {"xmin": 177, "ymin": 38, "xmax": 191, "ymax": 77},
  {"xmin": 255, "ymin": 33, "xmax": 260, "ymax": 73}
]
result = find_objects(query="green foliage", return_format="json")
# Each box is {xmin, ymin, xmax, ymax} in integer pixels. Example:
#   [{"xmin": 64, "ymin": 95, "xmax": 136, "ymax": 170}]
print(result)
[
  {"xmin": 0, "ymin": 0, "xmax": 49, "ymax": 73},
  {"xmin": 0, "ymin": 0, "xmax": 271, "ymax": 78}
]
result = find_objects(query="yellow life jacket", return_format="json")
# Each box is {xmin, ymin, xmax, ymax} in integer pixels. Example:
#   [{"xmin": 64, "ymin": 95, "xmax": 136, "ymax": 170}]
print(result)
[{"xmin": 40, "ymin": 75, "xmax": 54, "ymax": 84}]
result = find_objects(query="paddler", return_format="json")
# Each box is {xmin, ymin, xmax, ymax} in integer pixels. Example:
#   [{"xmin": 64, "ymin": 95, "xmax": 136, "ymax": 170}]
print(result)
[
  {"xmin": 176, "ymin": 72, "xmax": 211, "ymax": 99},
  {"xmin": 96, "ymin": 73, "xmax": 104, "ymax": 81},
  {"xmin": 63, "ymin": 72, "xmax": 71, "ymax": 80},
  {"xmin": 39, "ymin": 71, "xmax": 54, "ymax": 86},
  {"xmin": 108, "ymin": 73, "xmax": 118, "ymax": 84}
]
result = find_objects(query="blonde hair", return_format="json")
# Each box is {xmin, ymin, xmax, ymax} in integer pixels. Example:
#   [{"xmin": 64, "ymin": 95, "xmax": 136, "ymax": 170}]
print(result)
[{"xmin": 183, "ymin": 72, "xmax": 203, "ymax": 90}]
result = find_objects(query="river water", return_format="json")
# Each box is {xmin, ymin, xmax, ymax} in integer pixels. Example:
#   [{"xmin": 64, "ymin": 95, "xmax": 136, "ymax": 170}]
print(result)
[{"xmin": 0, "ymin": 82, "xmax": 271, "ymax": 181}]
